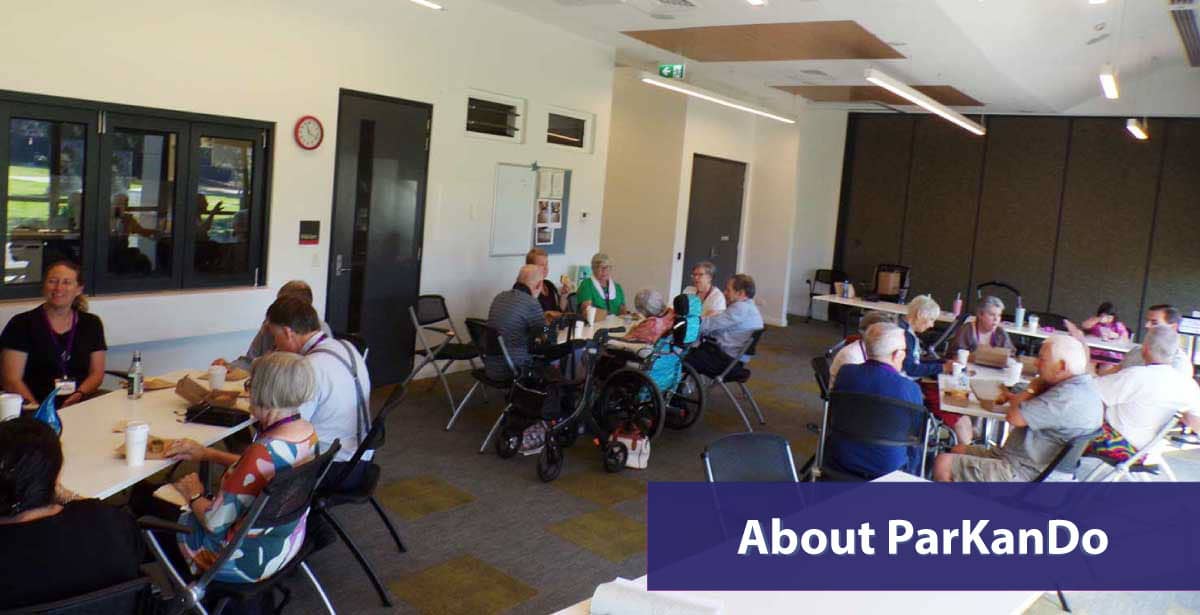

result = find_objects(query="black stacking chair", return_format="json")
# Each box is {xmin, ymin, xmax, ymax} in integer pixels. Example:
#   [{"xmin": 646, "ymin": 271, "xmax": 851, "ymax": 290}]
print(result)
[
  {"xmin": 872, "ymin": 264, "xmax": 911, "ymax": 302},
  {"xmin": 313, "ymin": 395, "xmax": 407, "ymax": 607},
  {"xmin": 802, "ymin": 356, "xmax": 834, "ymax": 482},
  {"xmin": 818, "ymin": 391, "xmax": 930, "ymax": 481},
  {"xmin": 702, "ymin": 330, "xmax": 767, "ymax": 432},
  {"xmin": 1034, "ymin": 429, "xmax": 1104, "ymax": 482},
  {"xmin": 141, "ymin": 441, "xmax": 342, "ymax": 615},
  {"xmin": 445, "ymin": 319, "xmax": 519, "ymax": 442},
  {"xmin": 565, "ymin": 292, "xmax": 579, "ymax": 314},
  {"xmin": 334, "ymin": 331, "xmax": 369, "ymax": 362},
  {"xmin": 927, "ymin": 310, "xmax": 970, "ymax": 358},
  {"xmin": 703, "ymin": 433, "xmax": 799, "ymax": 482},
  {"xmin": 400, "ymin": 295, "xmax": 481, "ymax": 416},
  {"xmin": 805, "ymin": 268, "xmax": 847, "ymax": 322},
  {"xmin": 974, "ymin": 281, "xmax": 1022, "ymax": 322},
  {"xmin": 0, "ymin": 577, "xmax": 158, "ymax": 615}
]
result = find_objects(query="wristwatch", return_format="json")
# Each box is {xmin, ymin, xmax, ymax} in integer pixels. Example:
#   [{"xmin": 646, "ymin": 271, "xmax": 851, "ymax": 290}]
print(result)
[{"xmin": 189, "ymin": 492, "xmax": 204, "ymax": 504}]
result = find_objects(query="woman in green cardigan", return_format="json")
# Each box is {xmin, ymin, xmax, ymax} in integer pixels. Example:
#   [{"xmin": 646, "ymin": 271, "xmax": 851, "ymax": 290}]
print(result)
[{"xmin": 576, "ymin": 252, "xmax": 630, "ymax": 318}]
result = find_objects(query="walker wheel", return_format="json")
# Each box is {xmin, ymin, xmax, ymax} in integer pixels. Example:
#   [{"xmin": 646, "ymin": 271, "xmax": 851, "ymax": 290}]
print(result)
[{"xmin": 537, "ymin": 443, "xmax": 564, "ymax": 482}]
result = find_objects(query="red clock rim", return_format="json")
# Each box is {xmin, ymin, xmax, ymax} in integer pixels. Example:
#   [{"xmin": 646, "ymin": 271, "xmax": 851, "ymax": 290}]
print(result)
[{"xmin": 294, "ymin": 115, "xmax": 324, "ymax": 150}]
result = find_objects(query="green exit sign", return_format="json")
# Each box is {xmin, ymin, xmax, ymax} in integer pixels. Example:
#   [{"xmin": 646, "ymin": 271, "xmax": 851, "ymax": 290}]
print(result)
[{"xmin": 658, "ymin": 64, "xmax": 686, "ymax": 79}]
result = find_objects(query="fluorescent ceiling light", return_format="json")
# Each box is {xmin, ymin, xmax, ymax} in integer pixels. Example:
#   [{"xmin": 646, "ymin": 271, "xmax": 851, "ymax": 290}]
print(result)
[
  {"xmin": 1126, "ymin": 118, "xmax": 1149, "ymax": 140},
  {"xmin": 1089, "ymin": 0, "xmax": 1107, "ymax": 4},
  {"xmin": 747, "ymin": 0, "xmax": 768, "ymax": 5},
  {"xmin": 863, "ymin": 68, "xmax": 985, "ymax": 135},
  {"xmin": 408, "ymin": 0, "xmax": 444, "ymax": 9},
  {"xmin": 639, "ymin": 73, "xmax": 795, "ymax": 124},
  {"xmin": 1099, "ymin": 64, "xmax": 1119, "ymax": 99}
]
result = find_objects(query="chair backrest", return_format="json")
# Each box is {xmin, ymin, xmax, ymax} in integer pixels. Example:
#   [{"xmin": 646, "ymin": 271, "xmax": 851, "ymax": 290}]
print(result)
[
  {"xmin": 565, "ymin": 292, "xmax": 579, "ymax": 314},
  {"xmin": 873, "ymin": 264, "xmax": 911, "ymax": 293},
  {"xmin": 464, "ymin": 318, "xmax": 517, "ymax": 374},
  {"xmin": 703, "ymin": 433, "xmax": 799, "ymax": 482},
  {"xmin": 1034, "ymin": 429, "xmax": 1102, "ymax": 482},
  {"xmin": 743, "ymin": 328, "xmax": 765, "ymax": 357},
  {"xmin": 826, "ymin": 391, "xmax": 928, "ymax": 448},
  {"xmin": 928, "ymin": 311, "xmax": 970, "ymax": 357},
  {"xmin": 814, "ymin": 269, "xmax": 848, "ymax": 287},
  {"xmin": 974, "ymin": 281, "xmax": 1022, "ymax": 321},
  {"xmin": 413, "ymin": 294, "xmax": 451, "ymax": 326},
  {"xmin": 0, "ymin": 577, "xmax": 154, "ymax": 615},
  {"xmin": 324, "ymin": 396, "xmax": 402, "ymax": 490},
  {"xmin": 671, "ymin": 293, "xmax": 702, "ymax": 347},
  {"xmin": 334, "ymin": 332, "xmax": 369, "ymax": 359},
  {"xmin": 812, "ymin": 356, "xmax": 832, "ymax": 401}
]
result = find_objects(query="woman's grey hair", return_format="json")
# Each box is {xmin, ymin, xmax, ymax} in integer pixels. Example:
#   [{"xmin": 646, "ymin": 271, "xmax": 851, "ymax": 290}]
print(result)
[
  {"xmin": 977, "ymin": 295, "xmax": 1005, "ymax": 314},
  {"xmin": 857, "ymin": 311, "xmax": 895, "ymax": 335},
  {"xmin": 691, "ymin": 261, "xmax": 716, "ymax": 278},
  {"xmin": 591, "ymin": 252, "xmax": 612, "ymax": 270},
  {"xmin": 906, "ymin": 294, "xmax": 941, "ymax": 323},
  {"xmin": 634, "ymin": 288, "xmax": 666, "ymax": 317},
  {"xmin": 250, "ymin": 352, "xmax": 317, "ymax": 410}
]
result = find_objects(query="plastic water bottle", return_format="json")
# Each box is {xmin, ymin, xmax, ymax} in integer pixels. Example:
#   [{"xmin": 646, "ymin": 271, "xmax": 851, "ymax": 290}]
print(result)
[
  {"xmin": 952, "ymin": 292, "xmax": 963, "ymax": 317},
  {"xmin": 127, "ymin": 351, "xmax": 144, "ymax": 399},
  {"xmin": 34, "ymin": 388, "xmax": 62, "ymax": 436}
]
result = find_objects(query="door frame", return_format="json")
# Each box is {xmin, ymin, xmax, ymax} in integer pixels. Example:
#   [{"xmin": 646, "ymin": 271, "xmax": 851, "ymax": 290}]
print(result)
[
  {"xmin": 678, "ymin": 152, "xmax": 751, "ymax": 293},
  {"xmin": 325, "ymin": 87, "xmax": 433, "ymax": 335}
]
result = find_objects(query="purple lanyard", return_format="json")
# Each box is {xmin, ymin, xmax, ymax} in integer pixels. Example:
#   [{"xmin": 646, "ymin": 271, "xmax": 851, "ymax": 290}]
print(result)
[
  {"xmin": 302, "ymin": 333, "xmax": 328, "ymax": 356},
  {"xmin": 256, "ymin": 414, "xmax": 303, "ymax": 440},
  {"xmin": 42, "ymin": 308, "xmax": 77, "ymax": 378}
]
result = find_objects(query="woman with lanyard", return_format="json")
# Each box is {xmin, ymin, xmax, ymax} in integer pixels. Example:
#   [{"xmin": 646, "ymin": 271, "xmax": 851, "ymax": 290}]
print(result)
[
  {"xmin": 683, "ymin": 261, "xmax": 727, "ymax": 317},
  {"xmin": 950, "ymin": 295, "xmax": 1014, "ymax": 355},
  {"xmin": 1, "ymin": 261, "xmax": 107, "ymax": 407},
  {"xmin": 576, "ymin": 252, "xmax": 630, "ymax": 318}
]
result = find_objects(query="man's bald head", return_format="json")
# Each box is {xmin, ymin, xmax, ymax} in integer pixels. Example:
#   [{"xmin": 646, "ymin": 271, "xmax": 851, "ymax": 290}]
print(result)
[{"xmin": 517, "ymin": 264, "xmax": 544, "ymax": 293}]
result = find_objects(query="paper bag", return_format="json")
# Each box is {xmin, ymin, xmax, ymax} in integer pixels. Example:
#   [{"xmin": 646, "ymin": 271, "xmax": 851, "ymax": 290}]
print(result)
[
  {"xmin": 114, "ymin": 435, "xmax": 173, "ymax": 459},
  {"xmin": 175, "ymin": 375, "xmax": 239, "ymax": 408},
  {"xmin": 973, "ymin": 346, "xmax": 1013, "ymax": 369},
  {"xmin": 877, "ymin": 271, "xmax": 902, "ymax": 296}
]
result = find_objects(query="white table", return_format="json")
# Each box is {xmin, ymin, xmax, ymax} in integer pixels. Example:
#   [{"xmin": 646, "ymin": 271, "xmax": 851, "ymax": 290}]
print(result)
[
  {"xmin": 58, "ymin": 370, "xmax": 253, "ymax": 500},
  {"xmin": 1000, "ymin": 320, "xmax": 1136, "ymax": 354}
]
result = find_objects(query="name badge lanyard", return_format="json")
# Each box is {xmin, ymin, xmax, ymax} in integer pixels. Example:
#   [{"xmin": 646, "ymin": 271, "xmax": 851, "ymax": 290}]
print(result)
[{"xmin": 43, "ymin": 309, "xmax": 78, "ymax": 379}]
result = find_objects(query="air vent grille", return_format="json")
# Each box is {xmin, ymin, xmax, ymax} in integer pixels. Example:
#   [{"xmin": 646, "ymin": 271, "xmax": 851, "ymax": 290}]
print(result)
[{"xmin": 1170, "ymin": 0, "xmax": 1200, "ymax": 66}]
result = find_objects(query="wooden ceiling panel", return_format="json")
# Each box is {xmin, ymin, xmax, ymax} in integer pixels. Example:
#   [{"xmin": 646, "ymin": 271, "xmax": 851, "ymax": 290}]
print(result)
[
  {"xmin": 623, "ymin": 21, "xmax": 904, "ymax": 62},
  {"xmin": 773, "ymin": 85, "xmax": 984, "ymax": 107}
]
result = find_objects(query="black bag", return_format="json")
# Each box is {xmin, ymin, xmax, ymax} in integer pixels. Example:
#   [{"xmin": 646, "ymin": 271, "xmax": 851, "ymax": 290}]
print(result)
[{"xmin": 185, "ymin": 403, "xmax": 251, "ymax": 427}]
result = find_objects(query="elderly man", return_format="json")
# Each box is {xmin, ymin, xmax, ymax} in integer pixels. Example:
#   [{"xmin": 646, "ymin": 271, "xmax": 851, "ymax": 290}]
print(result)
[
  {"xmin": 1087, "ymin": 326, "xmax": 1200, "ymax": 462},
  {"xmin": 1101, "ymin": 304, "xmax": 1193, "ymax": 377},
  {"xmin": 214, "ymin": 280, "xmax": 333, "ymax": 371},
  {"xmin": 828, "ymin": 322, "xmax": 927, "ymax": 479},
  {"xmin": 685, "ymin": 273, "xmax": 764, "ymax": 376},
  {"xmin": 829, "ymin": 311, "xmax": 894, "ymax": 382},
  {"xmin": 486, "ymin": 265, "xmax": 552, "ymax": 381},
  {"xmin": 933, "ymin": 334, "xmax": 1103, "ymax": 482}
]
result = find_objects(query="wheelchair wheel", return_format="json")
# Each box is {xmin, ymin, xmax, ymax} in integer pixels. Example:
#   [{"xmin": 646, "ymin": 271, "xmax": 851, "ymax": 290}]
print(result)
[
  {"xmin": 537, "ymin": 443, "xmax": 564, "ymax": 482},
  {"xmin": 595, "ymin": 368, "xmax": 665, "ymax": 440},
  {"xmin": 665, "ymin": 363, "xmax": 706, "ymax": 430},
  {"xmin": 603, "ymin": 440, "xmax": 628, "ymax": 473},
  {"xmin": 495, "ymin": 419, "xmax": 522, "ymax": 459}
]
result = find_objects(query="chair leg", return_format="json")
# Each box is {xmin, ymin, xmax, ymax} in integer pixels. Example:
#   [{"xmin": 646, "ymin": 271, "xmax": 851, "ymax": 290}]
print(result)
[
  {"xmin": 211, "ymin": 597, "xmax": 230, "ymax": 615},
  {"xmin": 445, "ymin": 382, "xmax": 481, "ymax": 431},
  {"xmin": 321, "ymin": 510, "xmax": 395, "ymax": 607},
  {"xmin": 435, "ymin": 360, "xmax": 459, "ymax": 415},
  {"xmin": 300, "ymin": 562, "xmax": 337, "ymax": 615},
  {"xmin": 1056, "ymin": 589, "xmax": 1071, "ymax": 612},
  {"xmin": 369, "ymin": 496, "xmax": 408, "ymax": 553},
  {"xmin": 479, "ymin": 404, "xmax": 511, "ymax": 453},
  {"xmin": 718, "ymin": 381, "xmax": 753, "ymax": 432},
  {"xmin": 739, "ymin": 382, "xmax": 766, "ymax": 425},
  {"xmin": 815, "ymin": 401, "xmax": 829, "ymax": 474}
]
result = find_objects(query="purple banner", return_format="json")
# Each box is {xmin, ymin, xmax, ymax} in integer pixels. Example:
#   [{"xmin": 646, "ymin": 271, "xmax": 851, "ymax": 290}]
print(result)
[{"xmin": 647, "ymin": 482, "xmax": 1200, "ymax": 591}]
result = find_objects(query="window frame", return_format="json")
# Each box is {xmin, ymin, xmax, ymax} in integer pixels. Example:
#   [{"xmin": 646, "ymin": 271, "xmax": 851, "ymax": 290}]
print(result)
[
  {"xmin": 464, "ymin": 89, "xmax": 526, "ymax": 144},
  {"xmin": 545, "ymin": 105, "xmax": 595, "ymax": 154}
]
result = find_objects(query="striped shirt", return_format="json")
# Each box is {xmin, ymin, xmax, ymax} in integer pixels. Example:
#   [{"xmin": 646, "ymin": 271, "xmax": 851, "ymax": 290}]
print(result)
[{"xmin": 486, "ymin": 285, "xmax": 545, "ymax": 380}]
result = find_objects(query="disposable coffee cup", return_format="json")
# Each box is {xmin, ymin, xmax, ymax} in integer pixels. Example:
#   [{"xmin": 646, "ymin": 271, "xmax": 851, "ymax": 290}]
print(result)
[
  {"xmin": 951, "ymin": 362, "xmax": 965, "ymax": 377},
  {"xmin": 125, "ymin": 421, "xmax": 150, "ymax": 467},
  {"xmin": 1004, "ymin": 360, "xmax": 1023, "ymax": 387},
  {"xmin": 0, "ymin": 393, "xmax": 22, "ymax": 421},
  {"xmin": 208, "ymin": 365, "xmax": 227, "ymax": 391},
  {"xmin": 1013, "ymin": 307, "xmax": 1026, "ymax": 329},
  {"xmin": 586, "ymin": 306, "xmax": 597, "ymax": 326},
  {"xmin": 573, "ymin": 321, "xmax": 584, "ymax": 339},
  {"xmin": 956, "ymin": 349, "xmax": 970, "ymax": 366},
  {"xmin": 1026, "ymin": 315, "xmax": 1040, "ymax": 331}
]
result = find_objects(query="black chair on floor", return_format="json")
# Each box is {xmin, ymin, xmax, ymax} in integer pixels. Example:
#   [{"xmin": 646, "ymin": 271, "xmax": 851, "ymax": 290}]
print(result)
[
  {"xmin": 974, "ymin": 281, "xmax": 1022, "ymax": 323},
  {"xmin": 445, "ymin": 319, "xmax": 518, "ymax": 441},
  {"xmin": 802, "ymin": 356, "xmax": 834, "ymax": 482},
  {"xmin": 927, "ymin": 310, "xmax": 970, "ymax": 358},
  {"xmin": 702, "ymin": 330, "xmax": 767, "ymax": 432},
  {"xmin": 565, "ymin": 292, "xmax": 579, "ymax": 314},
  {"xmin": 470, "ymin": 321, "xmax": 523, "ymax": 453},
  {"xmin": 399, "ymin": 295, "xmax": 481, "ymax": 416},
  {"xmin": 0, "ymin": 577, "xmax": 158, "ymax": 615},
  {"xmin": 818, "ymin": 391, "xmax": 930, "ymax": 481},
  {"xmin": 703, "ymin": 433, "xmax": 799, "ymax": 482},
  {"xmin": 872, "ymin": 264, "xmax": 911, "ymax": 303},
  {"xmin": 334, "ymin": 331, "xmax": 370, "ymax": 362},
  {"xmin": 313, "ymin": 395, "xmax": 408, "ymax": 607},
  {"xmin": 805, "ymin": 268, "xmax": 847, "ymax": 322},
  {"xmin": 1033, "ymin": 429, "xmax": 1104, "ymax": 482},
  {"xmin": 141, "ymin": 441, "xmax": 342, "ymax": 615}
]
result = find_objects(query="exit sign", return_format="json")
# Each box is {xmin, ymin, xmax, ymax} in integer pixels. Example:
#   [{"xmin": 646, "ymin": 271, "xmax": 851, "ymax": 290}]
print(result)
[{"xmin": 658, "ymin": 64, "xmax": 686, "ymax": 79}]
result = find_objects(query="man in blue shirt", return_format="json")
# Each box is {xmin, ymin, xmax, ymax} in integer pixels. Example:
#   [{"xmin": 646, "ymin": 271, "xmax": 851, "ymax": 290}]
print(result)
[
  {"xmin": 685, "ymin": 273, "xmax": 764, "ymax": 376},
  {"xmin": 828, "ymin": 322, "xmax": 927, "ymax": 479}
]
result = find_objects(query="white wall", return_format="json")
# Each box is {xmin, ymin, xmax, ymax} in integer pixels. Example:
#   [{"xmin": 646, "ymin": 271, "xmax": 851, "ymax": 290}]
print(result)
[
  {"xmin": 787, "ymin": 110, "xmax": 850, "ymax": 321},
  {"xmin": 0, "ymin": 0, "xmax": 614, "ymax": 374}
]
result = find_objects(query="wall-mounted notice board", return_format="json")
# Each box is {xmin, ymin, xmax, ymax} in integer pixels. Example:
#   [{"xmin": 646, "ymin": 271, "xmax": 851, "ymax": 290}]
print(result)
[{"xmin": 490, "ymin": 162, "xmax": 571, "ymax": 256}]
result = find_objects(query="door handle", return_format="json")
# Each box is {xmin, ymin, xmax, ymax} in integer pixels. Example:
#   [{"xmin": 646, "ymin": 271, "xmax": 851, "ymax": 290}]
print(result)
[
  {"xmin": 335, "ymin": 254, "xmax": 353, "ymax": 276},
  {"xmin": 709, "ymin": 247, "xmax": 718, "ymax": 258}
]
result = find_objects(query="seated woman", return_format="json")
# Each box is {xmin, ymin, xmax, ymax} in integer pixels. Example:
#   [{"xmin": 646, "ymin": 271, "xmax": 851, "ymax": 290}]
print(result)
[
  {"xmin": 0, "ymin": 418, "xmax": 142, "ymax": 609},
  {"xmin": 950, "ymin": 296, "xmax": 1014, "ymax": 354},
  {"xmin": 0, "ymin": 260, "xmax": 107, "ymax": 406},
  {"xmin": 682, "ymin": 261, "xmax": 726, "ymax": 317},
  {"xmin": 898, "ymin": 295, "xmax": 952, "ymax": 380},
  {"xmin": 525, "ymin": 248, "xmax": 573, "ymax": 315},
  {"xmin": 1081, "ymin": 302, "xmax": 1130, "ymax": 364},
  {"xmin": 575, "ymin": 252, "xmax": 629, "ymax": 318},
  {"xmin": 625, "ymin": 289, "xmax": 675, "ymax": 343},
  {"xmin": 158, "ymin": 352, "xmax": 319, "ymax": 583}
]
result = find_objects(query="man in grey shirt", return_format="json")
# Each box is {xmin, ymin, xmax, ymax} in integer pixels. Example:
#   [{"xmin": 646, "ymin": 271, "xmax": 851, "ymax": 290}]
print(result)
[
  {"xmin": 485, "ymin": 265, "xmax": 550, "ymax": 381},
  {"xmin": 934, "ymin": 334, "xmax": 1103, "ymax": 481},
  {"xmin": 685, "ymin": 273, "xmax": 764, "ymax": 376}
]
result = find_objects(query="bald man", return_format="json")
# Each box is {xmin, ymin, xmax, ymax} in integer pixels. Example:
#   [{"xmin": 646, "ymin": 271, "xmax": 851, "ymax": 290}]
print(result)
[{"xmin": 485, "ymin": 265, "xmax": 549, "ymax": 380}]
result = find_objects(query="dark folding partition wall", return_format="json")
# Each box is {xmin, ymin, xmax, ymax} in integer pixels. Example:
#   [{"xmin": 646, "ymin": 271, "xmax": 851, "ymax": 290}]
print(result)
[{"xmin": 835, "ymin": 114, "xmax": 1200, "ymax": 330}]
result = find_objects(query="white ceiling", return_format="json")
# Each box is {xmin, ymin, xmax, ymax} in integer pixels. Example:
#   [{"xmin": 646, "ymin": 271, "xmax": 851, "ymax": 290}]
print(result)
[{"xmin": 475, "ymin": 0, "xmax": 1200, "ymax": 118}]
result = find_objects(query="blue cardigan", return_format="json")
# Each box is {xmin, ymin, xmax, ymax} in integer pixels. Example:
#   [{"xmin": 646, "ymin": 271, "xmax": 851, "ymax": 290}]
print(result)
[
  {"xmin": 828, "ymin": 360, "xmax": 926, "ymax": 478},
  {"xmin": 899, "ymin": 318, "xmax": 944, "ymax": 379}
]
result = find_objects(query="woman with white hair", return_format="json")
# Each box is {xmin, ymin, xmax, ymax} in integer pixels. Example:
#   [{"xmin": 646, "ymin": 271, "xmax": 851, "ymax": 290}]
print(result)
[
  {"xmin": 576, "ymin": 252, "xmax": 629, "ymax": 317},
  {"xmin": 625, "ymin": 288, "xmax": 675, "ymax": 343},
  {"xmin": 899, "ymin": 294, "xmax": 952, "ymax": 379},
  {"xmin": 950, "ymin": 296, "xmax": 1014, "ymax": 354},
  {"xmin": 683, "ymin": 261, "xmax": 726, "ymax": 317}
]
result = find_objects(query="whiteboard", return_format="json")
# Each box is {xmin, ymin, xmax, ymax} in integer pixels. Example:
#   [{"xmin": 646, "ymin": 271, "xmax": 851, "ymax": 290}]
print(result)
[{"xmin": 490, "ymin": 163, "xmax": 536, "ymax": 256}]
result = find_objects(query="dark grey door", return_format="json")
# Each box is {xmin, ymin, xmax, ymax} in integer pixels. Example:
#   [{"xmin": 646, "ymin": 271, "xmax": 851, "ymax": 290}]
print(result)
[
  {"xmin": 681, "ymin": 154, "xmax": 746, "ymax": 290},
  {"xmin": 326, "ymin": 90, "xmax": 430, "ymax": 385}
]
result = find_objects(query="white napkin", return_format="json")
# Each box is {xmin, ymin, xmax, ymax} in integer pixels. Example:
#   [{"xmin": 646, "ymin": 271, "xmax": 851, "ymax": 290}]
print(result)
[{"xmin": 590, "ymin": 578, "xmax": 723, "ymax": 615}]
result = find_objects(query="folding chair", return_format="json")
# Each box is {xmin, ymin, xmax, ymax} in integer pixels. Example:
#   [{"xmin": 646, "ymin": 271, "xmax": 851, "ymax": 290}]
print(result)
[
  {"xmin": 465, "ymin": 321, "xmax": 523, "ymax": 453},
  {"xmin": 140, "ymin": 441, "xmax": 342, "ymax": 615},
  {"xmin": 399, "ymin": 295, "xmax": 481, "ymax": 415},
  {"xmin": 802, "ymin": 356, "xmax": 833, "ymax": 481},
  {"xmin": 804, "ymin": 268, "xmax": 847, "ymax": 322},
  {"xmin": 314, "ymin": 397, "xmax": 407, "ymax": 607},
  {"xmin": 1081, "ymin": 418, "xmax": 1180, "ymax": 482},
  {"xmin": 703, "ymin": 433, "xmax": 799, "ymax": 482},
  {"xmin": 1033, "ymin": 429, "xmax": 1103, "ymax": 482},
  {"xmin": 927, "ymin": 310, "xmax": 970, "ymax": 358},
  {"xmin": 974, "ymin": 281, "xmax": 1021, "ymax": 323},
  {"xmin": 334, "ymin": 331, "xmax": 369, "ymax": 362},
  {"xmin": 818, "ymin": 391, "xmax": 931, "ymax": 481},
  {"xmin": 872, "ymin": 264, "xmax": 910, "ymax": 302},
  {"xmin": 0, "ymin": 577, "xmax": 158, "ymax": 615},
  {"xmin": 701, "ymin": 330, "xmax": 767, "ymax": 432}
]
